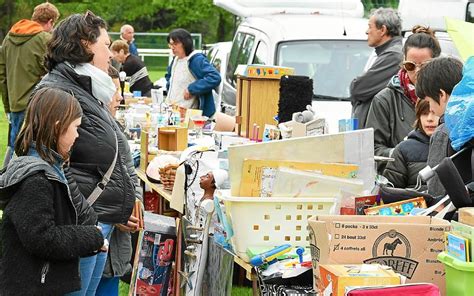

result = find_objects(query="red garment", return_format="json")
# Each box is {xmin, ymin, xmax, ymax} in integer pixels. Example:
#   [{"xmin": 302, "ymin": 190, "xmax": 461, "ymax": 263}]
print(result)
[{"xmin": 398, "ymin": 69, "xmax": 418, "ymax": 105}]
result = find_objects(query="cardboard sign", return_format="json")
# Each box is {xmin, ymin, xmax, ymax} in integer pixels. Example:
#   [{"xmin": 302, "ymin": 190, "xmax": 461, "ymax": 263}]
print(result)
[
  {"xmin": 228, "ymin": 129, "xmax": 375, "ymax": 195},
  {"xmin": 235, "ymin": 64, "xmax": 294, "ymax": 79},
  {"xmin": 308, "ymin": 215, "xmax": 451, "ymax": 294},
  {"xmin": 239, "ymin": 159, "xmax": 359, "ymax": 197}
]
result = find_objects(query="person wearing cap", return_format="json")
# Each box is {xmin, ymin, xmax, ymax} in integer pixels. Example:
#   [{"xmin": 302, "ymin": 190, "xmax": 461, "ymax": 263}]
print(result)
[{"xmin": 199, "ymin": 169, "xmax": 228, "ymax": 200}]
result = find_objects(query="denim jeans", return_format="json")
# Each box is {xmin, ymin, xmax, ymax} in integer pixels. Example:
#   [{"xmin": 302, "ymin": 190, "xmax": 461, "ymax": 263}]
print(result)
[
  {"xmin": 8, "ymin": 111, "xmax": 25, "ymax": 149},
  {"xmin": 96, "ymin": 276, "xmax": 120, "ymax": 296},
  {"xmin": 65, "ymin": 222, "xmax": 114, "ymax": 296}
]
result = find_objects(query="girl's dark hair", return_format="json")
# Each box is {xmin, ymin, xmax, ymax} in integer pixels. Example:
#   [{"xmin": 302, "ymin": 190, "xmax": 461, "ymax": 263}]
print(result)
[
  {"xmin": 45, "ymin": 10, "xmax": 107, "ymax": 71},
  {"xmin": 403, "ymin": 25, "xmax": 441, "ymax": 58},
  {"xmin": 15, "ymin": 88, "xmax": 83, "ymax": 164},
  {"xmin": 167, "ymin": 28, "xmax": 194, "ymax": 56},
  {"xmin": 413, "ymin": 99, "xmax": 431, "ymax": 132}
]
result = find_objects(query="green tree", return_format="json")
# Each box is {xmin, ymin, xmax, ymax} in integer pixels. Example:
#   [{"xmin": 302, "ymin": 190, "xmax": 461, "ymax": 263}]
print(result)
[
  {"xmin": 0, "ymin": 0, "xmax": 235, "ymax": 44},
  {"xmin": 362, "ymin": 0, "xmax": 399, "ymax": 14}
]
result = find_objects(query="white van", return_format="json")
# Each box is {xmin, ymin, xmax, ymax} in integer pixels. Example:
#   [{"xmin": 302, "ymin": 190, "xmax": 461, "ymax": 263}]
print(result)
[
  {"xmin": 397, "ymin": 0, "xmax": 470, "ymax": 60},
  {"xmin": 215, "ymin": 0, "xmax": 373, "ymax": 133},
  {"xmin": 207, "ymin": 41, "xmax": 232, "ymax": 110},
  {"xmin": 399, "ymin": 0, "xmax": 474, "ymax": 31}
]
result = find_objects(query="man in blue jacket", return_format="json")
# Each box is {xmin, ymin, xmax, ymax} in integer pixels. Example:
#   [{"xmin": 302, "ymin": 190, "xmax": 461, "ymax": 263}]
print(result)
[
  {"xmin": 120, "ymin": 24, "xmax": 139, "ymax": 56},
  {"xmin": 165, "ymin": 29, "xmax": 221, "ymax": 118}
]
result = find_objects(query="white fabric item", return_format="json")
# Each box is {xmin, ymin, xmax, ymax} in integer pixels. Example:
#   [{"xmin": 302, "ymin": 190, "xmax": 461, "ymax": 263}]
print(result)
[
  {"xmin": 212, "ymin": 168, "xmax": 228, "ymax": 189},
  {"xmin": 170, "ymin": 165, "xmax": 186, "ymax": 213},
  {"xmin": 72, "ymin": 63, "xmax": 116, "ymax": 105},
  {"xmin": 166, "ymin": 56, "xmax": 198, "ymax": 110}
]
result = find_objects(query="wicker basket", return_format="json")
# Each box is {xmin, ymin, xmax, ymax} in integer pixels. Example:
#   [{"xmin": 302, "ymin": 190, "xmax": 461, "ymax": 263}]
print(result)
[{"xmin": 159, "ymin": 163, "xmax": 179, "ymax": 190}]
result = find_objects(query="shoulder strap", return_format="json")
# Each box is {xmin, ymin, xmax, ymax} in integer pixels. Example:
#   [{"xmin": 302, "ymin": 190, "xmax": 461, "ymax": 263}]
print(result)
[{"xmin": 87, "ymin": 132, "xmax": 118, "ymax": 205}]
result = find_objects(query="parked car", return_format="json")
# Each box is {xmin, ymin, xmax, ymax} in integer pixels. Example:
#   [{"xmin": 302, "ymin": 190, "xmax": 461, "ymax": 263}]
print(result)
[
  {"xmin": 397, "ymin": 0, "xmax": 468, "ymax": 59},
  {"xmin": 219, "ymin": 12, "xmax": 372, "ymax": 133},
  {"xmin": 207, "ymin": 41, "xmax": 232, "ymax": 110}
]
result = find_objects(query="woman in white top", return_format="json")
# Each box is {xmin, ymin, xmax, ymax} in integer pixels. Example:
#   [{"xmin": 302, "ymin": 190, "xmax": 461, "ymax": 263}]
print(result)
[{"xmin": 165, "ymin": 28, "xmax": 221, "ymax": 118}]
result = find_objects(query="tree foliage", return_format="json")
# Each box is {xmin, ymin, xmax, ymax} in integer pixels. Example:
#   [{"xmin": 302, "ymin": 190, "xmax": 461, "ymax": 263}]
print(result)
[
  {"xmin": 0, "ymin": 0, "xmax": 398, "ymax": 43},
  {"xmin": 0, "ymin": 0, "xmax": 236, "ymax": 44}
]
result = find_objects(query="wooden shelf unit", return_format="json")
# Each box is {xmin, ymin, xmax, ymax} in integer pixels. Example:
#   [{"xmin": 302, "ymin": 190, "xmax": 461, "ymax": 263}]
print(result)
[{"xmin": 236, "ymin": 75, "xmax": 281, "ymax": 140}]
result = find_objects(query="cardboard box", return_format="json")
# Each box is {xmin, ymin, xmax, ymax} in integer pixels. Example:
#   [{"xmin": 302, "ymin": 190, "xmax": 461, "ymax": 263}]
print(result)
[
  {"xmin": 130, "ymin": 212, "xmax": 177, "ymax": 296},
  {"xmin": 319, "ymin": 264, "xmax": 400, "ymax": 296},
  {"xmin": 308, "ymin": 215, "xmax": 451, "ymax": 294},
  {"xmin": 283, "ymin": 118, "xmax": 326, "ymax": 138},
  {"xmin": 459, "ymin": 207, "xmax": 474, "ymax": 226}
]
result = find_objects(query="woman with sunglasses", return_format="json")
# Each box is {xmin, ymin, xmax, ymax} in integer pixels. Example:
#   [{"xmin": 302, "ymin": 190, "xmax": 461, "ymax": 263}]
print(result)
[
  {"xmin": 383, "ymin": 99, "xmax": 439, "ymax": 189},
  {"xmin": 35, "ymin": 11, "xmax": 139, "ymax": 295},
  {"xmin": 366, "ymin": 25, "xmax": 441, "ymax": 173}
]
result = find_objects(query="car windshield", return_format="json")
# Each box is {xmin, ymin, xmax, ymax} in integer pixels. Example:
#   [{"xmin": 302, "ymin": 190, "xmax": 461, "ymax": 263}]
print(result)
[{"xmin": 277, "ymin": 40, "xmax": 372, "ymax": 101}]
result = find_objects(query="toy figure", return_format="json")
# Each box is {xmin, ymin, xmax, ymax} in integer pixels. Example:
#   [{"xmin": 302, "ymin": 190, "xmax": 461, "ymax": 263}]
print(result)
[
  {"xmin": 199, "ymin": 169, "xmax": 228, "ymax": 201},
  {"xmin": 180, "ymin": 168, "xmax": 228, "ymax": 296}
]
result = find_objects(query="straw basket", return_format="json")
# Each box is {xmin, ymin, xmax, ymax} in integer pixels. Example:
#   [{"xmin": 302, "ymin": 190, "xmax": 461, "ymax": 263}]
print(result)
[{"xmin": 159, "ymin": 163, "xmax": 179, "ymax": 190}]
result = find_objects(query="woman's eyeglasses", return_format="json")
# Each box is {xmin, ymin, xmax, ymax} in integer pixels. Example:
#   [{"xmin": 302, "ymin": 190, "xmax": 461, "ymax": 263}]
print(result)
[
  {"xmin": 402, "ymin": 60, "xmax": 429, "ymax": 72},
  {"xmin": 168, "ymin": 41, "xmax": 181, "ymax": 48}
]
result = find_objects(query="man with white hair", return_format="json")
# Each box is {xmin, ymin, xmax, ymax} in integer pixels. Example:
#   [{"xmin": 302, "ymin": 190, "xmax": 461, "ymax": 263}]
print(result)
[
  {"xmin": 120, "ymin": 24, "xmax": 138, "ymax": 56},
  {"xmin": 350, "ymin": 7, "xmax": 403, "ymax": 129}
]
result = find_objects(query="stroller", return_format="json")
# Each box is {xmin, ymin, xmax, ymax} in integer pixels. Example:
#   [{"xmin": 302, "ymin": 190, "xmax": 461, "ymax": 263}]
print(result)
[{"xmin": 376, "ymin": 139, "xmax": 473, "ymax": 221}]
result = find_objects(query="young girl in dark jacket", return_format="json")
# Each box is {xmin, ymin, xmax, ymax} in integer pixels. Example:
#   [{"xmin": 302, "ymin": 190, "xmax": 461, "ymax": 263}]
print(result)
[
  {"xmin": 383, "ymin": 99, "xmax": 439, "ymax": 188},
  {"xmin": 0, "ymin": 88, "xmax": 105, "ymax": 295}
]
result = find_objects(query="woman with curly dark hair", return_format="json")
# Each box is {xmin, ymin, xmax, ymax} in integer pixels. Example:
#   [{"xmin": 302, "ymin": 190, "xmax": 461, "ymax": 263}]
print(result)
[{"xmin": 36, "ymin": 11, "xmax": 139, "ymax": 295}]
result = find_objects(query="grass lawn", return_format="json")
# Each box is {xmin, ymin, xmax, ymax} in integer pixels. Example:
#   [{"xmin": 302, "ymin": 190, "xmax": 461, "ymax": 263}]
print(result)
[
  {"xmin": 119, "ymin": 282, "xmax": 253, "ymax": 296},
  {"xmin": 0, "ymin": 104, "xmax": 8, "ymax": 166},
  {"xmin": 148, "ymin": 69, "xmax": 166, "ymax": 84}
]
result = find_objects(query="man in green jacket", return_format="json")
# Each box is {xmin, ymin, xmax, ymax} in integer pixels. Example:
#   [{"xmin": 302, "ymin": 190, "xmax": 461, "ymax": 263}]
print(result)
[{"xmin": 0, "ymin": 2, "xmax": 59, "ymax": 166}]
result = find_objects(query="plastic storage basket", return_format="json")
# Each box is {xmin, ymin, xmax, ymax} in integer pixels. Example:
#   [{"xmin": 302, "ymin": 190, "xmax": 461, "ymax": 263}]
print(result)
[
  {"xmin": 438, "ymin": 252, "xmax": 474, "ymax": 296},
  {"xmin": 217, "ymin": 192, "xmax": 336, "ymax": 261}
]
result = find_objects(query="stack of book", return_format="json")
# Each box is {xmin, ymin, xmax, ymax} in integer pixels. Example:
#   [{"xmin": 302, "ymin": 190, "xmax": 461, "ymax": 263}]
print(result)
[{"xmin": 444, "ymin": 208, "xmax": 474, "ymax": 262}]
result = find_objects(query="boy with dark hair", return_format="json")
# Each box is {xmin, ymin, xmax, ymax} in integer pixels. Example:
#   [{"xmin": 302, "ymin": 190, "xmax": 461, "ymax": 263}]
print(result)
[{"xmin": 415, "ymin": 56, "xmax": 464, "ymax": 197}]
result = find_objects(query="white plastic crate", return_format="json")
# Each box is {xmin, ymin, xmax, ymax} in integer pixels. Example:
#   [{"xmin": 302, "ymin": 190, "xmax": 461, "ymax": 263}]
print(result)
[{"xmin": 217, "ymin": 192, "xmax": 336, "ymax": 261}]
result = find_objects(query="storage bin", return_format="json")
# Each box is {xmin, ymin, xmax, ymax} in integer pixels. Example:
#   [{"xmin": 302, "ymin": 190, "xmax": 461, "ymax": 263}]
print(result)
[
  {"xmin": 437, "ymin": 252, "xmax": 474, "ymax": 296},
  {"xmin": 217, "ymin": 191, "xmax": 336, "ymax": 261}
]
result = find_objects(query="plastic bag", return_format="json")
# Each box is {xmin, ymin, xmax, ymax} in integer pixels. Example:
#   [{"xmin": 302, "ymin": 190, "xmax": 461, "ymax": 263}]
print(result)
[{"xmin": 445, "ymin": 56, "xmax": 474, "ymax": 151}]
